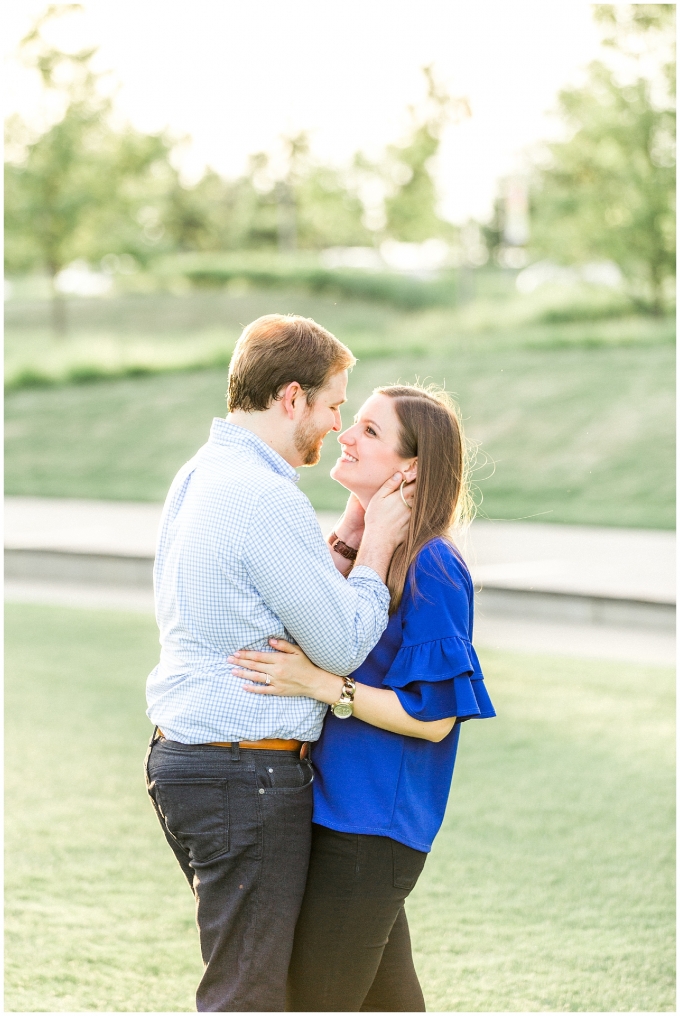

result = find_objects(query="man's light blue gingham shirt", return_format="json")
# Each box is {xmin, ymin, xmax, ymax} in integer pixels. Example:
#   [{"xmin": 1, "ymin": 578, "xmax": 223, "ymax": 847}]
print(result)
[{"xmin": 146, "ymin": 419, "xmax": 390, "ymax": 744}]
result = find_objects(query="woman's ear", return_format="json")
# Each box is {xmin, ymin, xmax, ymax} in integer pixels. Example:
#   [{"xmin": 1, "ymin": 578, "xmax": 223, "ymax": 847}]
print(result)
[{"xmin": 402, "ymin": 460, "xmax": 418, "ymax": 483}]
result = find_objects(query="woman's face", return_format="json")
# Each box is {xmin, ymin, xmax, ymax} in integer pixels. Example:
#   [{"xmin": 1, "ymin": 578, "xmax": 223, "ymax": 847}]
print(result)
[{"xmin": 330, "ymin": 393, "xmax": 417, "ymax": 506}]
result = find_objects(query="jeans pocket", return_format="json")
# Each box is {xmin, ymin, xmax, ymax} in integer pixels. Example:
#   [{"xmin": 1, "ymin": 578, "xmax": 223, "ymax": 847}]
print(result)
[
  {"xmin": 154, "ymin": 780, "xmax": 229, "ymax": 863},
  {"xmin": 392, "ymin": 838, "xmax": 427, "ymax": 891},
  {"xmin": 259, "ymin": 759, "xmax": 314, "ymax": 791}
]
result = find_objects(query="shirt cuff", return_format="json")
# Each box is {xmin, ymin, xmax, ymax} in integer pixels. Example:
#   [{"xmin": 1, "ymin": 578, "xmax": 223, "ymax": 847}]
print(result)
[{"xmin": 347, "ymin": 565, "xmax": 389, "ymax": 589}]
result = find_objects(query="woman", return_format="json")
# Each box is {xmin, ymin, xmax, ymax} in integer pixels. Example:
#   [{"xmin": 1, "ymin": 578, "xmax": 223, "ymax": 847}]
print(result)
[{"xmin": 229, "ymin": 384, "xmax": 495, "ymax": 1012}]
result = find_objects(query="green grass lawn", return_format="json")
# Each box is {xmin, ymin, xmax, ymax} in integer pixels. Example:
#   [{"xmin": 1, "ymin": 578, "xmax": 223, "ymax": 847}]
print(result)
[
  {"xmin": 4, "ymin": 282, "xmax": 673, "ymax": 389},
  {"xmin": 5, "ymin": 342, "xmax": 675, "ymax": 528},
  {"xmin": 5, "ymin": 603, "xmax": 675, "ymax": 1012},
  {"xmin": 5, "ymin": 284, "xmax": 675, "ymax": 526}
]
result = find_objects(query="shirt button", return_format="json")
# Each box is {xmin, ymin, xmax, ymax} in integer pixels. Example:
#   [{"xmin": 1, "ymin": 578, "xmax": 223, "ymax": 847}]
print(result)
[
  {"xmin": 258, "ymin": 788, "xmax": 265, "ymax": 795},
  {"xmin": 268, "ymin": 768, "xmax": 273, "ymax": 773}
]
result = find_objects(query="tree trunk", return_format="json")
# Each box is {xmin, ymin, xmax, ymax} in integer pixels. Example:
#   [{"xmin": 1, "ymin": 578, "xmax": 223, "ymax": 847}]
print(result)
[
  {"xmin": 49, "ymin": 269, "xmax": 67, "ymax": 337},
  {"xmin": 648, "ymin": 265, "xmax": 664, "ymax": 316},
  {"xmin": 457, "ymin": 265, "xmax": 476, "ymax": 304}
]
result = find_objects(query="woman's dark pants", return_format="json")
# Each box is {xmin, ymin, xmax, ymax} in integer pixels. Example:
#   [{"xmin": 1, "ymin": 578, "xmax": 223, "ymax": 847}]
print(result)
[
  {"xmin": 145, "ymin": 733, "xmax": 313, "ymax": 1012},
  {"xmin": 287, "ymin": 824, "xmax": 427, "ymax": 1012}
]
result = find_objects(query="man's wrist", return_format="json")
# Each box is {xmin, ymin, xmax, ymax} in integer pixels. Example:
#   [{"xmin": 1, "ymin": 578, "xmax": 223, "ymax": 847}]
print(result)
[
  {"xmin": 333, "ymin": 522, "xmax": 363, "ymax": 548},
  {"xmin": 355, "ymin": 543, "xmax": 393, "ymax": 582},
  {"xmin": 329, "ymin": 531, "xmax": 359, "ymax": 561}
]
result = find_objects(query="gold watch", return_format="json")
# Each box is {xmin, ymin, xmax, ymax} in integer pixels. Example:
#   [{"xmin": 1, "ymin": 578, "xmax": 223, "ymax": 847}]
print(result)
[{"xmin": 331, "ymin": 677, "xmax": 356, "ymax": 719}]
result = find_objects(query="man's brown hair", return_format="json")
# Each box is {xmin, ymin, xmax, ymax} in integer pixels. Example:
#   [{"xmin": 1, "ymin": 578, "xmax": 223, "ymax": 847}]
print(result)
[{"xmin": 227, "ymin": 314, "xmax": 355, "ymax": 412}]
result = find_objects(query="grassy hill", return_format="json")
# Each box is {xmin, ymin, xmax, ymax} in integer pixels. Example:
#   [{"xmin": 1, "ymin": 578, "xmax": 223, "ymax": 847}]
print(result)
[{"xmin": 4, "ymin": 283, "xmax": 675, "ymax": 528}]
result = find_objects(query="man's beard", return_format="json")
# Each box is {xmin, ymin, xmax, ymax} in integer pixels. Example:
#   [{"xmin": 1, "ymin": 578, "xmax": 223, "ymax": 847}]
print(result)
[{"xmin": 294, "ymin": 412, "xmax": 325, "ymax": 466}]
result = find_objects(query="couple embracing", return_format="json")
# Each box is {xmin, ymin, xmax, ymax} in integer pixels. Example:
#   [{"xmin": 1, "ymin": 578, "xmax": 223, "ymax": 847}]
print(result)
[{"xmin": 144, "ymin": 314, "xmax": 495, "ymax": 1012}]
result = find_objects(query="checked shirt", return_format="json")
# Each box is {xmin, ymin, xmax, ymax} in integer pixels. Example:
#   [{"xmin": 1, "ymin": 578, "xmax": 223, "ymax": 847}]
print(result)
[{"xmin": 146, "ymin": 419, "xmax": 390, "ymax": 743}]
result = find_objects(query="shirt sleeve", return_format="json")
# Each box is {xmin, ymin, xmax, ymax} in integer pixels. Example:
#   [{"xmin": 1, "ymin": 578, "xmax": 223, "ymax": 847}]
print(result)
[
  {"xmin": 242, "ymin": 484, "xmax": 390, "ymax": 675},
  {"xmin": 381, "ymin": 539, "xmax": 496, "ymax": 723}
]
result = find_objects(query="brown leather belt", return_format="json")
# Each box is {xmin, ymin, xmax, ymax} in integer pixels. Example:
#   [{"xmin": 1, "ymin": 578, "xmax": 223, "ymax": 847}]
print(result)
[
  {"xmin": 157, "ymin": 731, "xmax": 307, "ymax": 756},
  {"xmin": 212, "ymin": 738, "xmax": 302, "ymax": 751}
]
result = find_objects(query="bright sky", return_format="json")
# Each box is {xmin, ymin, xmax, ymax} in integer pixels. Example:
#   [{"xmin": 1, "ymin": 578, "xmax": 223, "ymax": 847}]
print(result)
[{"xmin": 4, "ymin": 1, "xmax": 604, "ymax": 223}]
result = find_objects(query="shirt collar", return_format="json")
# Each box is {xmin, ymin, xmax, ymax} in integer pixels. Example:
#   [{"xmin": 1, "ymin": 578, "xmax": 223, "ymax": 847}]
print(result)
[{"xmin": 208, "ymin": 418, "xmax": 300, "ymax": 484}]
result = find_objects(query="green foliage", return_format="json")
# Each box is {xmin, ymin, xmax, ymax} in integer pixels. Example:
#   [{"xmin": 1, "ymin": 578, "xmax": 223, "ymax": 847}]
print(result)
[
  {"xmin": 81, "ymin": 131, "xmax": 180, "ymax": 266},
  {"xmin": 3, "ymin": 11, "xmax": 374, "ymax": 311},
  {"xmin": 595, "ymin": 4, "xmax": 676, "ymax": 51},
  {"xmin": 294, "ymin": 163, "xmax": 372, "ymax": 249},
  {"xmin": 529, "ymin": 9, "xmax": 675, "ymax": 311},
  {"xmin": 158, "ymin": 147, "xmax": 372, "ymax": 255},
  {"xmin": 4, "ymin": 94, "xmax": 110, "ymax": 278},
  {"xmin": 253, "ymin": 132, "xmax": 372, "ymax": 250},
  {"xmin": 7, "ymin": 4, "xmax": 676, "ymax": 348},
  {"xmin": 6, "ymin": 29, "xmax": 466, "ymax": 330},
  {"xmin": 3, "ymin": 9, "xmax": 182, "ymax": 334},
  {"xmin": 4, "ymin": 110, "xmax": 180, "ymax": 332},
  {"xmin": 384, "ymin": 124, "xmax": 443, "ymax": 241},
  {"xmin": 148, "ymin": 251, "xmax": 460, "ymax": 307},
  {"xmin": 383, "ymin": 67, "xmax": 469, "ymax": 242},
  {"xmin": 5, "ymin": 604, "xmax": 675, "ymax": 1011},
  {"xmin": 163, "ymin": 164, "xmax": 278, "ymax": 253}
]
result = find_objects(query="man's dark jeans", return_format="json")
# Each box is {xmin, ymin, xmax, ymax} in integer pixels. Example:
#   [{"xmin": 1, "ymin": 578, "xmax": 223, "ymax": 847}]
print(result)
[{"xmin": 145, "ymin": 732, "xmax": 313, "ymax": 1012}]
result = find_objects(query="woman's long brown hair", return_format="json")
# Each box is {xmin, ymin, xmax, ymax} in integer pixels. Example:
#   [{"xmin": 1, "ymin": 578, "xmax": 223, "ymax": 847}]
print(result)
[{"xmin": 377, "ymin": 384, "xmax": 473, "ymax": 612}]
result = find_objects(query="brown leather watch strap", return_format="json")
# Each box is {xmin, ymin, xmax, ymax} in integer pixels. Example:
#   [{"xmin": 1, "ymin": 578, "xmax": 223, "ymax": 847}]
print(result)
[{"xmin": 329, "ymin": 531, "xmax": 359, "ymax": 561}]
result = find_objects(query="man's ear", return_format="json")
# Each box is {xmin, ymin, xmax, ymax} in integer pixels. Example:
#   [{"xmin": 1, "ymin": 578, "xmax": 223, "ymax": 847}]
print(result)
[
  {"xmin": 281, "ymin": 382, "xmax": 303, "ymax": 420},
  {"xmin": 402, "ymin": 460, "xmax": 418, "ymax": 483}
]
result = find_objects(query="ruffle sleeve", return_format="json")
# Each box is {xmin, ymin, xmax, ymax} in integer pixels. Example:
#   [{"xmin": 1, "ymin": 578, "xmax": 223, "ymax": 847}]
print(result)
[{"xmin": 382, "ymin": 636, "xmax": 496, "ymax": 723}]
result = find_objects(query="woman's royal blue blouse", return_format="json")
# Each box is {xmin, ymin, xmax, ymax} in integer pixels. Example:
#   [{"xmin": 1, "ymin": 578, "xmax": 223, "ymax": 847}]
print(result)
[{"xmin": 311, "ymin": 537, "xmax": 495, "ymax": 853}]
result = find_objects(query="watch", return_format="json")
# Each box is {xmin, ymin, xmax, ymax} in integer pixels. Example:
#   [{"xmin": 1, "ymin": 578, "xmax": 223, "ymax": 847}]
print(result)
[
  {"xmin": 331, "ymin": 677, "xmax": 356, "ymax": 719},
  {"xmin": 329, "ymin": 531, "xmax": 359, "ymax": 562}
]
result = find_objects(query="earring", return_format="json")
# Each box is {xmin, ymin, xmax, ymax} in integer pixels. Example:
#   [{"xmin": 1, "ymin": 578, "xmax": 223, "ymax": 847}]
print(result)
[{"xmin": 399, "ymin": 479, "xmax": 413, "ymax": 509}]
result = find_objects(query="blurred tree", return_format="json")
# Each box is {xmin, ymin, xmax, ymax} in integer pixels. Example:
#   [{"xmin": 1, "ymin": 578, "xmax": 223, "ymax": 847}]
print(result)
[
  {"xmin": 596, "ymin": 3, "xmax": 675, "ymax": 80},
  {"xmin": 5, "ymin": 21, "xmax": 493, "ymax": 308},
  {"xmin": 277, "ymin": 132, "xmax": 307, "ymax": 251},
  {"xmin": 295, "ymin": 164, "xmax": 372, "ymax": 248},
  {"xmin": 169, "ymin": 134, "xmax": 372, "ymax": 253},
  {"xmin": 251, "ymin": 132, "xmax": 371, "ymax": 252},
  {"xmin": 4, "ymin": 6, "xmax": 177, "ymax": 333},
  {"xmin": 528, "ymin": 4, "xmax": 675, "ymax": 312},
  {"xmin": 481, "ymin": 196, "xmax": 504, "ymax": 263},
  {"xmin": 382, "ymin": 67, "xmax": 469, "ymax": 242},
  {"xmin": 158, "ymin": 169, "xmax": 251, "ymax": 252}
]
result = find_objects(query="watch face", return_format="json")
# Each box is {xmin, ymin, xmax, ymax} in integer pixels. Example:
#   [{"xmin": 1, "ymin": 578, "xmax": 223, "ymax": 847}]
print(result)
[{"xmin": 333, "ymin": 702, "xmax": 353, "ymax": 719}]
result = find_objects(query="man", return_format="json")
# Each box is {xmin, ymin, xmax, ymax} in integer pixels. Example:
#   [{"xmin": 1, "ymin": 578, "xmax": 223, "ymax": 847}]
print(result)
[{"xmin": 144, "ymin": 314, "xmax": 409, "ymax": 1011}]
